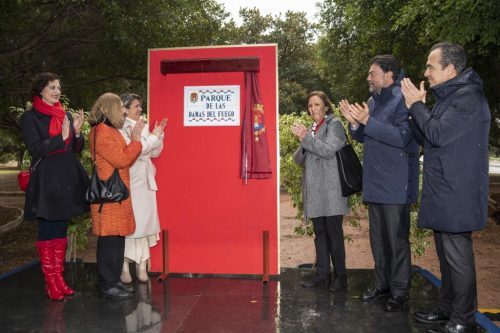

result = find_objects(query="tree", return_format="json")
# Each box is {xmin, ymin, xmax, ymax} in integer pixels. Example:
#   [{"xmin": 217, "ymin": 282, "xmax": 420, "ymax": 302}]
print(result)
[
  {"xmin": 230, "ymin": 8, "xmax": 328, "ymax": 114},
  {"xmin": 392, "ymin": 0, "xmax": 500, "ymax": 148},
  {"xmin": 0, "ymin": 0, "xmax": 232, "ymax": 127},
  {"xmin": 317, "ymin": 0, "xmax": 500, "ymax": 146},
  {"xmin": 0, "ymin": 0, "xmax": 232, "ymax": 160}
]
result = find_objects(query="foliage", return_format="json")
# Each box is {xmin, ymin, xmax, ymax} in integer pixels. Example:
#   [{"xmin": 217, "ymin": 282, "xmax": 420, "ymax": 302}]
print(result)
[
  {"xmin": 229, "ymin": 9, "xmax": 329, "ymax": 115},
  {"xmin": 0, "ymin": 128, "xmax": 22, "ymax": 164},
  {"xmin": 0, "ymin": 0, "xmax": 232, "ymax": 131},
  {"xmin": 410, "ymin": 209, "xmax": 432, "ymax": 257},
  {"xmin": 317, "ymin": 0, "xmax": 499, "ymax": 146}
]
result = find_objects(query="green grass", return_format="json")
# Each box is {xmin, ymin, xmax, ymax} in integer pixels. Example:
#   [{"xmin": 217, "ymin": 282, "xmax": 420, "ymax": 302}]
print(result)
[{"xmin": 0, "ymin": 170, "xmax": 19, "ymax": 174}]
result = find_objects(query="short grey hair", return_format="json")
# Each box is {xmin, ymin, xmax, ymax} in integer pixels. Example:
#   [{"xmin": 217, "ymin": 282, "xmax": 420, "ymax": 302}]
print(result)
[{"xmin": 431, "ymin": 42, "xmax": 467, "ymax": 74}]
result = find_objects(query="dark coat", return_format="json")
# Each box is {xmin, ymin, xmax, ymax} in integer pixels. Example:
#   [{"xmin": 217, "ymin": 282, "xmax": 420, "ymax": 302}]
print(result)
[
  {"xmin": 409, "ymin": 68, "xmax": 490, "ymax": 233},
  {"xmin": 351, "ymin": 82, "xmax": 420, "ymax": 205},
  {"xmin": 20, "ymin": 108, "xmax": 89, "ymax": 221}
]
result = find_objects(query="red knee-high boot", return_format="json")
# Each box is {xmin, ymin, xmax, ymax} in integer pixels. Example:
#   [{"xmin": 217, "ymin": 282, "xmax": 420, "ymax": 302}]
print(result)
[
  {"xmin": 52, "ymin": 238, "xmax": 74, "ymax": 296},
  {"xmin": 36, "ymin": 240, "xmax": 64, "ymax": 301}
]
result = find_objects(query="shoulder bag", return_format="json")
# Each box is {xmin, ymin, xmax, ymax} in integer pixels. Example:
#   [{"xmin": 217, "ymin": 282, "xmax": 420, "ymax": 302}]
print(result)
[
  {"xmin": 17, "ymin": 158, "xmax": 41, "ymax": 192},
  {"xmin": 326, "ymin": 118, "xmax": 362, "ymax": 196},
  {"xmin": 336, "ymin": 137, "xmax": 363, "ymax": 197},
  {"xmin": 85, "ymin": 129, "xmax": 129, "ymax": 212}
]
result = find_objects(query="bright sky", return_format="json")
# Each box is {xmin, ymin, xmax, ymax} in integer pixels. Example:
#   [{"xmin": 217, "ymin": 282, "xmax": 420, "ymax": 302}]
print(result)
[{"xmin": 217, "ymin": 0, "xmax": 321, "ymax": 24}]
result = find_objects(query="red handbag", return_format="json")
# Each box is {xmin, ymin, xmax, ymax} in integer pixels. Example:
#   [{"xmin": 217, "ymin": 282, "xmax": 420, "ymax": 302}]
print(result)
[
  {"xmin": 18, "ymin": 159, "xmax": 41, "ymax": 192},
  {"xmin": 18, "ymin": 171, "xmax": 31, "ymax": 192}
]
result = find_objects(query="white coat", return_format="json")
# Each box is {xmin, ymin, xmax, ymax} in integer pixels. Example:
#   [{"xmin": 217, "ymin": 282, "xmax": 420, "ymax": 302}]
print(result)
[{"xmin": 120, "ymin": 117, "xmax": 164, "ymax": 238}]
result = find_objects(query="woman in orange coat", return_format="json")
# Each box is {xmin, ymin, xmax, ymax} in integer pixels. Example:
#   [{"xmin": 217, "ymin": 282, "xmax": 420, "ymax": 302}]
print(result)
[{"xmin": 88, "ymin": 93, "xmax": 144, "ymax": 301}]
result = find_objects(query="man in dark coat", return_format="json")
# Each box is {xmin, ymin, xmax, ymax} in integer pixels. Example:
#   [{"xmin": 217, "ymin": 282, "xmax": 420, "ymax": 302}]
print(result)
[
  {"xmin": 401, "ymin": 42, "xmax": 490, "ymax": 333},
  {"xmin": 340, "ymin": 55, "xmax": 420, "ymax": 312}
]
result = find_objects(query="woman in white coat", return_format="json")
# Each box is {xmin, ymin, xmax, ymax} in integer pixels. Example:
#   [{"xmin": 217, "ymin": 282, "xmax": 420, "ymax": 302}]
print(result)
[{"xmin": 119, "ymin": 93, "xmax": 167, "ymax": 283}]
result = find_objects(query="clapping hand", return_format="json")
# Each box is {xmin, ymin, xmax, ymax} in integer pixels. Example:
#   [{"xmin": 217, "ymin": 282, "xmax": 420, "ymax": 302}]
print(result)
[
  {"xmin": 130, "ymin": 118, "xmax": 145, "ymax": 142},
  {"xmin": 349, "ymin": 102, "xmax": 370, "ymax": 125},
  {"xmin": 401, "ymin": 78, "xmax": 426, "ymax": 109},
  {"xmin": 339, "ymin": 99, "xmax": 359, "ymax": 126},
  {"xmin": 73, "ymin": 109, "xmax": 85, "ymax": 136},
  {"xmin": 291, "ymin": 122, "xmax": 308, "ymax": 141},
  {"xmin": 62, "ymin": 115, "xmax": 70, "ymax": 140},
  {"xmin": 152, "ymin": 118, "xmax": 168, "ymax": 138}
]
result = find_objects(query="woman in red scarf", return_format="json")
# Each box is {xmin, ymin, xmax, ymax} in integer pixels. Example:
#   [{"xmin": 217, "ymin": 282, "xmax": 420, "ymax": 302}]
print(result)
[{"xmin": 20, "ymin": 72, "xmax": 89, "ymax": 301}]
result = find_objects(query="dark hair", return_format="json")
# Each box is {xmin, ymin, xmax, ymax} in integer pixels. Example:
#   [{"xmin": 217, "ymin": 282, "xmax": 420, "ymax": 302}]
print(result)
[
  {"xmin": 306, "ymin": 91, "xmax": 334, "ymax": 115},
  {"xmin": 120, "ymin": 93, "xmax": 141, "ymax": 109},
  {"xmin": 30, "ymin": 72, "xmax": 60, "ymax": 98},
  {"xmin": 370, "ymin": 55, "xmax": 401, "ymax": 80},
  {"xmin": 430, "ymin": 42, "xmax": 466, "ymax": 74}
]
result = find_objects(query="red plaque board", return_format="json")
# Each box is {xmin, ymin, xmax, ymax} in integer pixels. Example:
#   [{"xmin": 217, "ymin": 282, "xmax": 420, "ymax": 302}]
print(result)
[{"xmin": 148, "ymin": 45, "xmax": 279, "ymax": 275}]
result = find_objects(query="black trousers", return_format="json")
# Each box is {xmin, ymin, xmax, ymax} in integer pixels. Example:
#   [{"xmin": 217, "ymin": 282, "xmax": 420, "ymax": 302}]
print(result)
[
  {"xmin": 368, "ymin": 204, "xmax": 411, "ymax": 296},
  {"xmin": 97, "ymin": 235, "xmax": 125, "ymax": 291},
  {"xmin": 434, "ymin": 231, "xmax": 477, "ymax": 325},
  {"xmin": 311, "ymin": 215, "xmax": 346, "ymax": 280}
]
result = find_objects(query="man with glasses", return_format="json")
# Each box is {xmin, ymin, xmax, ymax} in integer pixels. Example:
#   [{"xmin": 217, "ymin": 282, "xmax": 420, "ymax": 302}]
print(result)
[{"xmin": 340, "ymin": 55, "xmax": 419, "ymax": 312}]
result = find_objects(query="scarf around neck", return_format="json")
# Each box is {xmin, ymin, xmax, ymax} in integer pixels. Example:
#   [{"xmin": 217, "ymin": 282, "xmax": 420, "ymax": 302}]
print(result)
[{"xmin": 32, "ymin": 95, "xmax": 70, "ymax": 144}]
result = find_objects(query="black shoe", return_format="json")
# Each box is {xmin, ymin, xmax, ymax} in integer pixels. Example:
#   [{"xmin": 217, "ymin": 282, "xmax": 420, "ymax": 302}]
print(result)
[
  {"xmin": 361, "ymin": 287, "xmax": 390, "ymax": 301},
  {"xmin": 300, "ymin": 276, "xmax": 329, "ymax": 288},
  {"xmin": 424, "ymin": 321, "xmax": 478, "ymax": 333},
  {"xmin": 328, "ymin": 277, "xmax": 348, "ymax": 292},
  {"xmin": 383, "ymin": 294, "xmax": 408, "ymax": 312},
  {"xmin": 103, "ymin": 287, "xmax": 132, "ymax": 301},
  {"xmin": 117, "ymin": 281, "xmax": 135, "ymax": 293},
  {"xmin": 414, "ymin": 309, "xmax": 450, "ymax": 324}
]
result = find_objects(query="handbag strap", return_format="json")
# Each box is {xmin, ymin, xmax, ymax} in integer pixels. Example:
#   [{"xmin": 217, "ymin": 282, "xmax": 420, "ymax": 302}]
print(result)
[
  {"xmin": 30, "ymin": 158, "xmax": 42, "ymax": 172},
  {"xmin": 92, "ymin": 128, "xmax": 97, "ymax": 166},
  {"xmin": 325, "ymin": 117, "xmax": 353, "ymax": 145}
]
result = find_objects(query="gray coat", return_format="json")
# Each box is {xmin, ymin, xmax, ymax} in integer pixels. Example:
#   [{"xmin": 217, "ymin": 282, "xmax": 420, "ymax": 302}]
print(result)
[{"xmin": 293, "ymin": 115, "xmax": 349, "ymax": 219}]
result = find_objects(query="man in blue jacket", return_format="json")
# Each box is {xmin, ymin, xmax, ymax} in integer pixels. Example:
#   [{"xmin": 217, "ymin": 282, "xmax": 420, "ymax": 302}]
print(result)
[
  {"xmin": 340, "ymin": 55, "xmax": 420, "ymax": 312},
  {"xmin": 402, "ymin": 43, "xmax": 490, "ymax": 333}
]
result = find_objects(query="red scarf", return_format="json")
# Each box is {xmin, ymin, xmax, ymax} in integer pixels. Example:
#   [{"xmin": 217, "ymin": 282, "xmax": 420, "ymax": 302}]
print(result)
[{"xmin": 32, "ymin": 95, "xmax": 70, "ymax": 144}]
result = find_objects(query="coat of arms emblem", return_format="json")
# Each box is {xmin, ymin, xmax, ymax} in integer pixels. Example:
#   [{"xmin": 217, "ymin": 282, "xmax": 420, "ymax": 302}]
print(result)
[{"xmin": 190, "ymin": 92, "xmax": 198, "ymax": 103}]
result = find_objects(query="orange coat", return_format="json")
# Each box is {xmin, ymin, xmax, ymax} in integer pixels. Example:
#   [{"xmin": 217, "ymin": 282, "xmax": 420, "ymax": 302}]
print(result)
[{"xmin": 89, "ymin": 123, "xmax": 142, "ymax": 236}]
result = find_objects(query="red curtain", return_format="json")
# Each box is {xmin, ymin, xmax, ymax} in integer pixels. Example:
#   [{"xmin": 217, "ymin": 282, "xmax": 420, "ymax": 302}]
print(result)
[{"xmin": 241, "ymin": 72, "xmax": 272, "ymax": 181}]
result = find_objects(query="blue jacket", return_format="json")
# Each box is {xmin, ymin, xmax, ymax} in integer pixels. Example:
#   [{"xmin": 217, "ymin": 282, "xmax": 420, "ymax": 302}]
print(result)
[
  {"xmin": 409, "ymin": 68, "xmax": 490, "ymax": 232},
  {"xmin": 351, "ymin": 82, "xmax": 420, "ymax": 204}
]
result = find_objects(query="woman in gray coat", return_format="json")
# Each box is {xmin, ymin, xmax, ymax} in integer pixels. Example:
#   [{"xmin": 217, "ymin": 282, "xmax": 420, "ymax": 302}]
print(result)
[{"xmin": 291, "ymin": 91, "xmax": 349, "ymax": 291}]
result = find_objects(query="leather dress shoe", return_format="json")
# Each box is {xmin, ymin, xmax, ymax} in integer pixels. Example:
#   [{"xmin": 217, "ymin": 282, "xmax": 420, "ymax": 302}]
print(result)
[
  {"xmin": 328, "ymin": 277, "xmax": 348, "ymax": 292},
  {"xmin": 361, "ymin": 287, "xmax": 390, "ymax": 301},
  {"xmin": 300, "ymin": 276, "xmax": 329, "ymax": 288},
  {"xmin": 117, "ymin": 281, "xmax": 135, "ymax": 293},
  {"xmin": 424, "ymin": 321, "xmax": 478, "ymax": 333},
  {"xmin": 383, "ymin": 294, "xmax": 408, "ymax": 312},
  {"xmin": 103, "ymin": 287, "xmax": 132, "ymax": 301},
  {"xmin": 414, "ymin": 309, "xmax": 450, "ymax": 324}
]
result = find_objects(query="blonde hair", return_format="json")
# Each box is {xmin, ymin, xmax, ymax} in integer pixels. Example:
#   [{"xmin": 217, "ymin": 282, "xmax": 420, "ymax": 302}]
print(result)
[{"xmin": 88, "ymin": 93, "xmax": 124, "ymax": 129}]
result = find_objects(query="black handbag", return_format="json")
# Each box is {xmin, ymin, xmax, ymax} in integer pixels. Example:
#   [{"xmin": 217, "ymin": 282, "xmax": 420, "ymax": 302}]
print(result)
[
  {"xmin": 325, "ymin": 118, "xmax": 362, "ymax": 196},
  {"xmin": 326, "ymin": 118, "xmax": 362, "ymax": 197},
  {"xmin": 336, "ymin": 141, "xmax": 363, "ymax": 197},
  {"xmin": 85, "ymin": 129, "xmax": 129, "ymax": 212}
]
